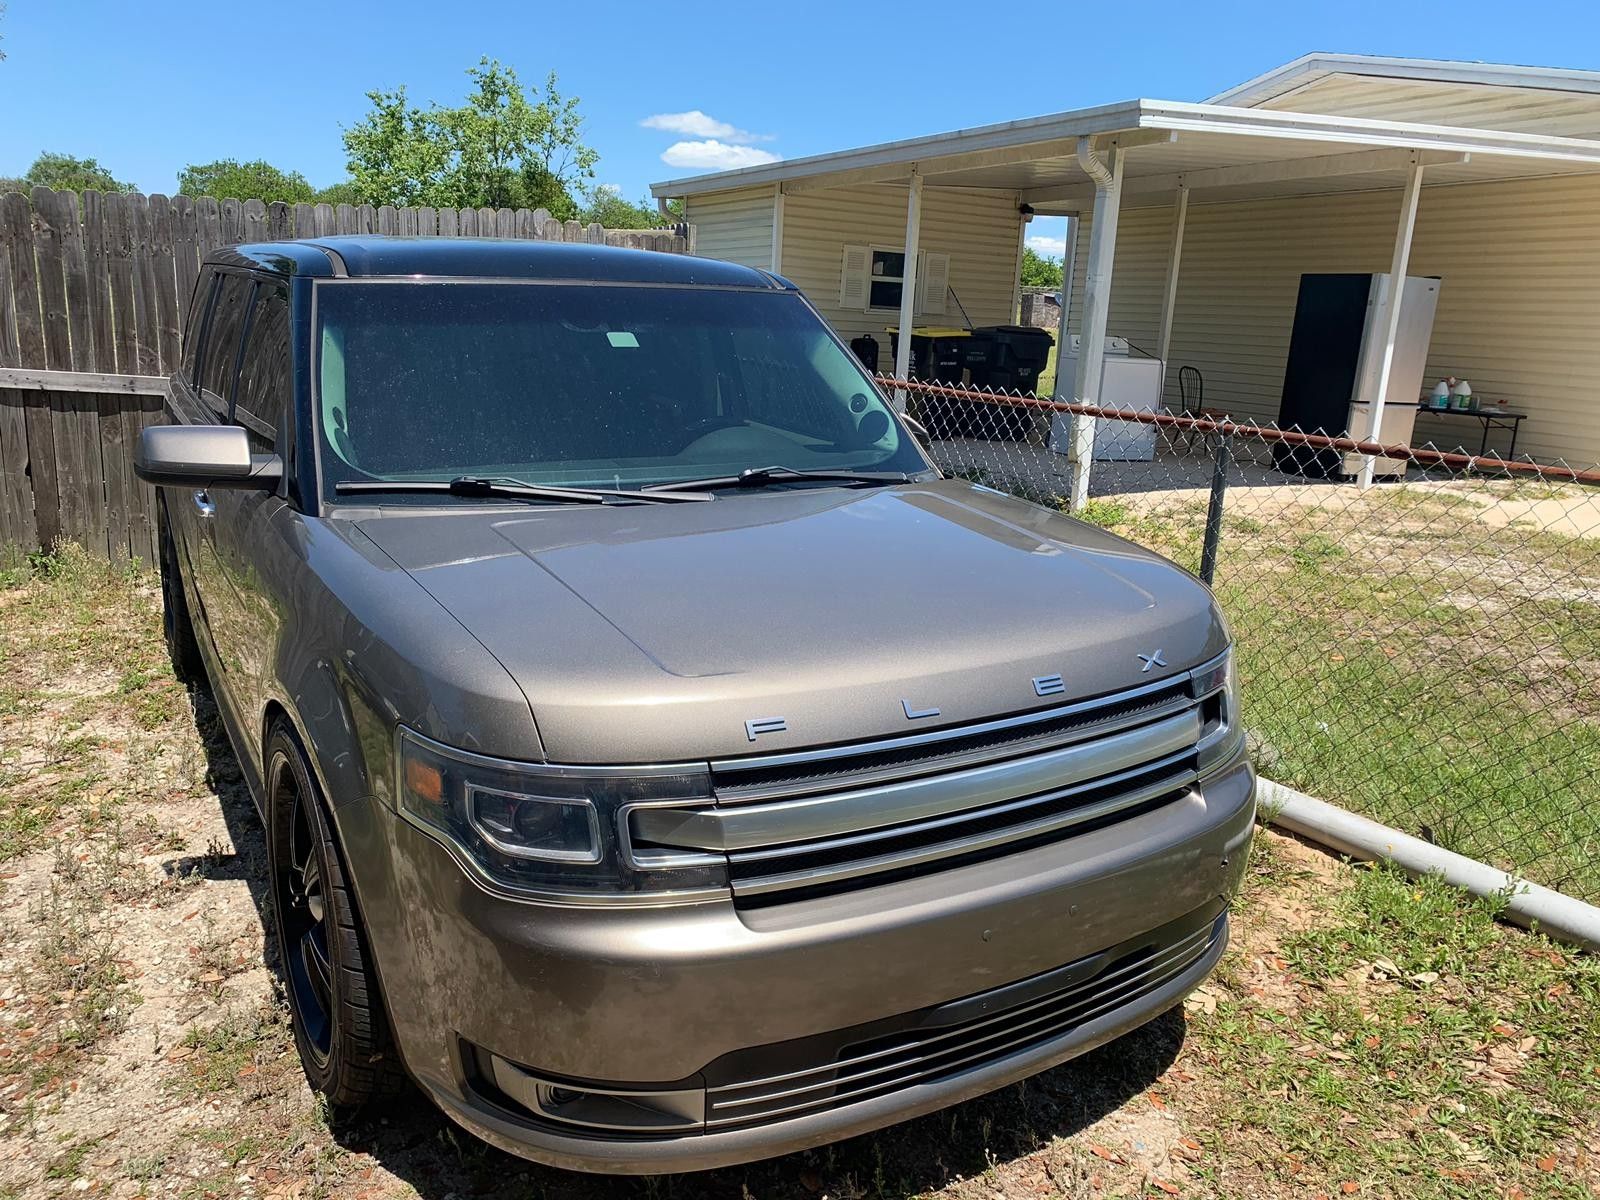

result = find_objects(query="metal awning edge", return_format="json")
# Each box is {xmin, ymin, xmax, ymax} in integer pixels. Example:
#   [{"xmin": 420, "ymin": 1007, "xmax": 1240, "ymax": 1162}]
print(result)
[{"xmin": 1137, "ymin": 101, "xmax": 1600, "ymax": 165}]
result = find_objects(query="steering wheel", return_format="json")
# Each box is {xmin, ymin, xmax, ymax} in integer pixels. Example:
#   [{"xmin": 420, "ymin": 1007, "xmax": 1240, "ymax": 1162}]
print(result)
[{"xmin": 674, "ymin": 415, "xmax": 745, "ymax": 452}]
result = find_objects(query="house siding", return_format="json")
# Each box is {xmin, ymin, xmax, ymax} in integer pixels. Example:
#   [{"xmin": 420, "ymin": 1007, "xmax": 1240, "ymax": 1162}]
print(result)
[
  {"xmin": 684, "ymin": 186, "xmax": 777, "ymax": 269},
  {"xmin": 1069, "ymin": 172, "xmax": 1600, "ymax": 464},
  {"xmin": 777, "ymin": 184, "xmax": 1024, "ymax": 347}
]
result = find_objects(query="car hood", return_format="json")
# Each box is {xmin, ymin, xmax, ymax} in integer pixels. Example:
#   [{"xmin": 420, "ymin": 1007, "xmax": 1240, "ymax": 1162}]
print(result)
[{"xmin": 354, "ymin": 480, "xmax": 1227, "ymax": 763}]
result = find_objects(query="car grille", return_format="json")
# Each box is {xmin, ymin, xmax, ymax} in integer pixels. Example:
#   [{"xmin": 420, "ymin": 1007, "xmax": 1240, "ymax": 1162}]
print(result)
[
  {"xmin": 702, "ymin": 906, "xmax": 1227, "ymax": 1130},
  {"xmin": 623, "ymin": 661, "xmax": 1228, "ymax": 905}
]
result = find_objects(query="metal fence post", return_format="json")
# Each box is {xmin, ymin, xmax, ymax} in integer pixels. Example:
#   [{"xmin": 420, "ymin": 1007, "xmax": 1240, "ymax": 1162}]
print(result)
[{"xmin": 1199, "ymin": 427, "xmax": 1232, "ymax": 586}]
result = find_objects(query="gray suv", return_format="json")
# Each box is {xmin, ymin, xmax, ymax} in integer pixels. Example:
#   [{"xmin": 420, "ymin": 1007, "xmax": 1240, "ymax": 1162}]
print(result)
[{"xmin": 136, "ymin": 237, "xmax": 1254, "ymax": 1174}]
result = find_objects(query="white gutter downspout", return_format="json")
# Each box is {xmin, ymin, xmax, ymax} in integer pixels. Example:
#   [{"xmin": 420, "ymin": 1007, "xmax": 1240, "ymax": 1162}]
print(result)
[
  {"xmin": 1260, "ymin": 779, "xmax": 1600, "ymax": 952},
  {"xmin": 1077, "ymin": 134, "xmax": 1116, "ymax": 187},
  {"xmin": 1068, "ymin": 136, "xmax": 1124, "ymax": 511}
]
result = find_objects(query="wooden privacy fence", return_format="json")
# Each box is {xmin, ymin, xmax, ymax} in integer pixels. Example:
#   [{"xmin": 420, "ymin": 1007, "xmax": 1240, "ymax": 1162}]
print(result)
[{"xmin": 0, "ymin": 187, "xmax": 693, "ymax": 565}]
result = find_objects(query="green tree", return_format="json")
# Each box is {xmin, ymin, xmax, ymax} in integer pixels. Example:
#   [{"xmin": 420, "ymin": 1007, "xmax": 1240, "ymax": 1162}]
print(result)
[
  {"xmin": 342, "ymin": 58, "xmax": 597, "ymax": 216},
  {"xmin": 16, "ymin": 152, "xmax": 133, "ymax": 194},
  {"xmin": 579, "ymin": 185, "xmax": 666, "ymax": 230},
  {"xmin": 178, "ymin": 159, "xmax": 315, "ymax": 204},
  {"xmin": 312, "ymin": 180, "xmax": 364, "ymax": 207},
  {"xmin": 1021, "ymin": 246, "xmax": 1063, "ymax": 289}
]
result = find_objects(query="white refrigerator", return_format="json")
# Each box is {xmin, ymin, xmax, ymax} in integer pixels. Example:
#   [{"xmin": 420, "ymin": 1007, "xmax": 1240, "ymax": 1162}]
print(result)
[
  {"xmin": 1048, "ymin": 337, "xmax": 1165, "ymax": 462},
  {"xmin": 1275, "ymin": 273, "xmax": 1441, "ymax": 479}
]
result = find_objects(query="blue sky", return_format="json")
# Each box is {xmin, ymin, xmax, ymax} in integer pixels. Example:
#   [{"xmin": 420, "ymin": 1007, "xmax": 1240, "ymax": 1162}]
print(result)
[{"xmin": 2, "ymin": 0, "xmax": 1596, "ymax": 260}]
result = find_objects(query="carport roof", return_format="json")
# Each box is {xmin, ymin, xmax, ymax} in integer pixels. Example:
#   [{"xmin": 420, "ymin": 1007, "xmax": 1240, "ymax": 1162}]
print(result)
[{"xmin": 649, "ymin": 96, "xmax": 1600, "ymax": 213}]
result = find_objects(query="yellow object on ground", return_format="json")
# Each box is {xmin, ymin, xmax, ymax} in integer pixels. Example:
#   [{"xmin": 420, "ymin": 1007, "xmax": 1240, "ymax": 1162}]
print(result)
[{"xmin": 883, "ymin": 326, "xmax": 972, "ymax": 338}]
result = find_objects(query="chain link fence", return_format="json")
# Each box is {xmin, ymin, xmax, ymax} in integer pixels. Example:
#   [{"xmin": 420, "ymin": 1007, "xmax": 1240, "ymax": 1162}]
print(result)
[{"xmin": 881, "ymin": 375, "xmax": 1600, "ymax": 903}]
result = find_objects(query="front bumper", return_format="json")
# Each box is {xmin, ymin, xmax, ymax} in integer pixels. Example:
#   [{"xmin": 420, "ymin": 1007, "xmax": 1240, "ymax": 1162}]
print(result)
[{"xmin": 359, "ymin": 754, "xmax": 1254, "ymax": 1173}]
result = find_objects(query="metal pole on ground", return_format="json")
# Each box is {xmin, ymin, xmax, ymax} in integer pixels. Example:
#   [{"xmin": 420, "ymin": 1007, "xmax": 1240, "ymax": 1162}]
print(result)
[{"xmin": 1260, "ymin": 779, "xmax": 1600, "ymax": 952}]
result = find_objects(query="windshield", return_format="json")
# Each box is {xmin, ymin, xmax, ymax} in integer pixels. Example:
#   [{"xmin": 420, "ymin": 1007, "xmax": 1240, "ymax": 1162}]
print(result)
[{"xmin": 313, "ymin": 281, "xmax": 930, "ymax": 500}]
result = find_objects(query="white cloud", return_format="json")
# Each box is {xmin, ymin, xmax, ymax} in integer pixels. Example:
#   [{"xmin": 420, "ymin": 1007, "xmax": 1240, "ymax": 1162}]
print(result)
[
  {"xmin": 1026, "ymin": 234, "xmax": 1067, "ymax": 258},
  {"xmin": 660, "ymin": 140, "xmax": 782, "ymax": 171},
  {"xmin": 641, "ymin": 111, "xmax": 773, "ymax": 144}
]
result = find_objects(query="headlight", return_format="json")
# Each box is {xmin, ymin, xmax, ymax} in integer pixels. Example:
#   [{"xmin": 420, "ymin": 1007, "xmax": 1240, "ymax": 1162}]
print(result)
[
  {"xmin": 1190, "ymin": 649, "xmax": 1242, "ymax": 773},
  {"xmin": 396, "ymin": 728, "xmax": 725, "ymax": 902}
]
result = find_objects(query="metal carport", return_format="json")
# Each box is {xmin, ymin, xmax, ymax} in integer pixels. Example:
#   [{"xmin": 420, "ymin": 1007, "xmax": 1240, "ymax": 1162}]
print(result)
[{"xmin": 653, "ymin": 99, "xmax": 1600, "ymax": 504}]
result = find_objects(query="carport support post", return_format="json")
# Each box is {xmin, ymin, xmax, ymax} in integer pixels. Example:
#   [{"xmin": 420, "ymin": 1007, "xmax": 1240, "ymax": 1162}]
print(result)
[
  {"xmin": 1358, "ymin": 157, "xmax": 1426, "ymax": 490},
  {"xmin": 1068, "ymin": 141, "xmax": 1125, "ymax": 511},
  {"xmin": 891, "ymin": 169, "xmax": 925, "ymax": 412},
  {"xmin": 1156, "ymin": 185, "xmax": 1189, "ymax": 391},
  {"xmin": 1056, "ymin": 215, "xmax": 1079, "ymax": 354}
]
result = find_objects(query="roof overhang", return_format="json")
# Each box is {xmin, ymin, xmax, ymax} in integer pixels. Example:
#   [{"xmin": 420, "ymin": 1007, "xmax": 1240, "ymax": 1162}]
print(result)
[
  {"xmin": 651, "ymin": 98, "xmax": 1600, "ymax": 213},
  {"xmin": 1207, "ymin": 52, "xmax": 1600, "ymax": 109},
  {"xmin": 650, "ymin": 99, "xmax": 1150, "ymax": 197}
]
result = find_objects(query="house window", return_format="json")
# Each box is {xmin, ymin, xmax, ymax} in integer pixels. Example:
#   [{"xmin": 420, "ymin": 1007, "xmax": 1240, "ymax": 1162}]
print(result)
[
  {"xmin": 869, "ymin": 249, "xmax": 907, "ymax": 310},
  {"xmin": 838, "ymin": 244, "xmax": 949, "ymax": 315}
]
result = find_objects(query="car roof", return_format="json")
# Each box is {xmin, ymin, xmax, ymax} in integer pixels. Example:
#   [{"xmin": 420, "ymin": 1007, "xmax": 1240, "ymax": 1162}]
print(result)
[{"xmin": 207, "ymin": 236, "xmax": 787, "ymax": 288}]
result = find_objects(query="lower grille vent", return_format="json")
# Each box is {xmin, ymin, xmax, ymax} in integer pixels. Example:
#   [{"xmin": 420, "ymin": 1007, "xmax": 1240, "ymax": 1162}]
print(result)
[{"xmin": 703, "ymin": 909, "xmax": 1226, "ymax": 1129}]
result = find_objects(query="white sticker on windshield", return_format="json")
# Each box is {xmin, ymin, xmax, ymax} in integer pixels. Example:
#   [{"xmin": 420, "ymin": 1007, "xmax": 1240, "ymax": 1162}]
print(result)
[{"xmin": 606, "ymin": 331, "xmax": 639, "ymax": 348}]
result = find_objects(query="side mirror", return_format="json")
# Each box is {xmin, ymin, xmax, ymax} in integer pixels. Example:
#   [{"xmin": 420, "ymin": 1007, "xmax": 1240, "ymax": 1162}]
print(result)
[
  {"xmin": 134, "ymin": 425, "xmax": 283, "ymax": 490},
  {"xmin": 899, "ymin": 413, "xmax": 931, "ymax": 442}
]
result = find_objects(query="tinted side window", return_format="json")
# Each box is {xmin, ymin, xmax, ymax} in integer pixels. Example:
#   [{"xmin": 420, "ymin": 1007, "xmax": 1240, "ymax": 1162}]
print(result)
[
  {"xmin": 235, "ymin": 285, "xmax": 291, "ymax": 449},
  {"xmin": 181, "ymin": 273, "xmax": 215, "ymax": 384},
  {"xmin": 199, "ymin": 273, "xmax": 254, "ymax": 413}
]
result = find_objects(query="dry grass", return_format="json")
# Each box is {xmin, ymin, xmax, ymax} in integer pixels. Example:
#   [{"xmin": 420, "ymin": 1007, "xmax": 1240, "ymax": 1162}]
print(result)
[{"xmin": 0, "ymin": 550, "xmax": 1595, "ymax": 1200}]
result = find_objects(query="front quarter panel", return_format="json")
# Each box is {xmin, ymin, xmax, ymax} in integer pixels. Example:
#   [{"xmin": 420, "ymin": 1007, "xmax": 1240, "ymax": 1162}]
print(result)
[{"xmin": 256, "ymin": 510, "xmax": 544, "ymax": 812}]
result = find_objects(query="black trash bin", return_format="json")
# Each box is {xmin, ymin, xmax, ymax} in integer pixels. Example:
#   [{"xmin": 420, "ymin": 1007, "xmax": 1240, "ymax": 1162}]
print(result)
[
  {"xmin": 887, "ymin": 330, "xmax": 975, "ymax": 440},
  {"xmin": 887, "ymin": 330, "xmax": 968, "ymax": 383},
  {"xmin": 849, "ymin": 334, "xmax": 879, "ymax": 373},
  {"xmin": 961, "ymin": 325, "xmax": 1053, "ymax": 440}
]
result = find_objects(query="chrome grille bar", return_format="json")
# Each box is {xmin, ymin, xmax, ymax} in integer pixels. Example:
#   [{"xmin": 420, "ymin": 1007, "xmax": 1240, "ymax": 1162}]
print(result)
[
  {"xmin": 728, "ymin": 768, "xmax": 1197, "ymax": 898},
  {"xmin": 729, "ymin": 747, "xmax": 1195, "ymax": 868},
  {"xmin": 616, "ymin": 663, "xmax": 1230, "ymax": 902},
  {"xmin": 633, "ymin": 709, "xmax": 1201, "ymax": 855}
]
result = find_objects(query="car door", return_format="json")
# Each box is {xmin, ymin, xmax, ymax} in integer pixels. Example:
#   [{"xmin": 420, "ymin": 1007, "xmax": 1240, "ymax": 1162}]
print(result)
[
  {"xmin": 185, "ymin": 269, "xmax": 255, "ymax": 716},
  {"xmin": 166, "ymin": 270, "xmax": 219, "ymax": 629},
  {"xmin": 208, "ymin": 279, "xmax": 292, "ymax": 727}
]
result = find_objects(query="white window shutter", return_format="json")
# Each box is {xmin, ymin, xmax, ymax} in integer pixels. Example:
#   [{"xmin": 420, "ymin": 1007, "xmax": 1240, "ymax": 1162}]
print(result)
[
  {"xmin": 839, "ymin": 245, "xmax": 870, "ymax": 310},
  {"xmin": 916, "ymin": 252, "xmax": 950, "ymax": 315}
]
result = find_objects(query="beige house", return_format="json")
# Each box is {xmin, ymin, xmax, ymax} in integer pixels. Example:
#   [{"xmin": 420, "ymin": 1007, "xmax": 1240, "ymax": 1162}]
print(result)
[{"xmin": 652, "ymin": 54, "xmax": 1600, "ymax": 478}]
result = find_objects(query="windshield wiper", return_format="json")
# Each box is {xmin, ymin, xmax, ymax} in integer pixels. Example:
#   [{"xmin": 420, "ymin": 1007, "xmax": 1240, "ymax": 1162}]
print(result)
[
  {"xmin": 334, "ymin": 476, "xmax": 710, "ymax": 504},
  {"xmin": 642, "ymin": 465, "xmax": 915, "ymax": 494}
]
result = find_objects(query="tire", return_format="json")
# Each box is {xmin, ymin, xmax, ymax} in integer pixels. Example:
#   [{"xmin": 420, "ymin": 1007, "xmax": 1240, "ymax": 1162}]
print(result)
[
  {"xmin": 156, "ymin": 497, "xmax": 204, "ymax": 684},
  {"xmin": 265, "ymin": 721, "xmax": 403, "ymax": 1110}
]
